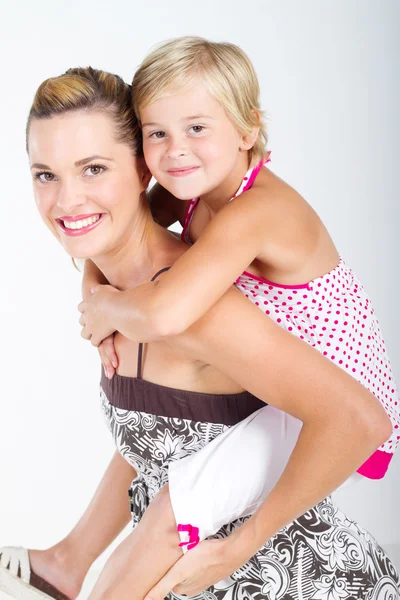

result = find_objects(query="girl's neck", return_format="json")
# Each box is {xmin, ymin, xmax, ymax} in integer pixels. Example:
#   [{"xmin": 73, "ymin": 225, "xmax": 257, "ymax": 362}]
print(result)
[
  {"xmin": 92, "ymin": 197, "xmax": 183, "ymax": 291},
  {"xmin": 200, "ymin": 151, "xmax": 250, "ymax": 214}
]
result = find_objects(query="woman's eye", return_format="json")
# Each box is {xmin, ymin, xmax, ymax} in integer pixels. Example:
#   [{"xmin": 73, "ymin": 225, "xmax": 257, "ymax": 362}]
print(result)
[
  {"xmin": 189, "ymin": 125, "xmax": 204, "ymax": 134},
  {"xmin": 35, "ymin": 172, "xmax": 56, "ymax": 183},
  {"xmin": 150, "ymin": 131, "xmax": 166, "ymax": 139},
  {"xmin": 85, "ymin": 165, "xmax": 105, "ymax": 176}
]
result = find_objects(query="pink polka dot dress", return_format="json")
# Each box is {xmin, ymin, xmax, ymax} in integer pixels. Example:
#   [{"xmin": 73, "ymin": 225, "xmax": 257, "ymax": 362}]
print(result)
[{"xmin": 181, "ymin": 156, "xmax": 399, "ymax": 479}]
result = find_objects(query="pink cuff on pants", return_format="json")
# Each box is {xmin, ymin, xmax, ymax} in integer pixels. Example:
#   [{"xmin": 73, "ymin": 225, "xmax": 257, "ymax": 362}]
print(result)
[{"xmin": 177, "ymin": 524, "xmax": 200, "ymax": 551}]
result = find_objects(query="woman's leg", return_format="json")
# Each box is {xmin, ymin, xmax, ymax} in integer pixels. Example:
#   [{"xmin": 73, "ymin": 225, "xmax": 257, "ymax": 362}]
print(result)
[
  {"xmin": 88, "ymin": 484, "xmax": 181, "ymax": 600},
  {"xmin": 1, "ymin": 451, "xmax": 135, "ymax": 599}
]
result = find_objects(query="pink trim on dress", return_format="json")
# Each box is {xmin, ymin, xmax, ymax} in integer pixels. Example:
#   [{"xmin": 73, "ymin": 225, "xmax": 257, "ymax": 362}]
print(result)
[
  {"xmin": 181, "ymin": 198, "xmax": 200, "ymax": 244},
  {"xmin": 241, "ymin": 270, "xmax": 311, "ymax": 290},
  {"xmin": 242, "ymin": 152, "xmax": 272, "ymax": 194},
  {"xmin": 356, "ymin": 449, "xmax": 392, "ymax": 479}
]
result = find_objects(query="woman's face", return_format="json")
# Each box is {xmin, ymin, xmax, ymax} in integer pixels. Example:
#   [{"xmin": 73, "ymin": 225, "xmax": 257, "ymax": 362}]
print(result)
[{"xmin": 28, "ymin": 110, "xmax": 149, "ymax": 259}]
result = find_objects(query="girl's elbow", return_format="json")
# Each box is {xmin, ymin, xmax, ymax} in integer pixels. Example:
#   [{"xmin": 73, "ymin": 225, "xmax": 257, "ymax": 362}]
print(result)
[
  {"xmin": 151, "ymin": 310, "xmax": 186, "ymax": 338},
  {"xmin": 373, "ymin": 411, "xmax": 393, "ymax": 448},
  {"xmin": 360, "ymin": 402, "xmax": 393, "ymax": 450}
]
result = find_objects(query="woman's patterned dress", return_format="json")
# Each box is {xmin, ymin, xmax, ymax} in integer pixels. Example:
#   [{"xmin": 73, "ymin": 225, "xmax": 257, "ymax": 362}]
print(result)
[{"xmin": 100, "ymin": 352, "xmax": 400, "ymax": 600}]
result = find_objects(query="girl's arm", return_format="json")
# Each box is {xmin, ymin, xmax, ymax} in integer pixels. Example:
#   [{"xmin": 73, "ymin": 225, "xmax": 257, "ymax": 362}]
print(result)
[
  {"xmin": 81, "ymin": 184, "xmax": 186, "ymax": 298},
  {"xmin": 170, "ymin": 286, "xmax": 391, "ymax": 568},
  {"xmin": 108, "ymin": 178, "xmax": 275, "ymax": 342},
  {"xmin": 82, "ymin": 259, "xmax": 108, "ymax": 300}
]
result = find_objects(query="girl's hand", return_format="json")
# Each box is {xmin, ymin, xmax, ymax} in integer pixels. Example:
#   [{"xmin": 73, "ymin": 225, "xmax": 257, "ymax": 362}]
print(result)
[
  {"xmin": 99, "ymin": 334, "xmax": 118, "ymax": 379},
  {"xmin": 78, "ymin": 284, "xmax": 119, "ymax": 346},
  {"xmin": 144, "ymin": 537, "xmax": 247, "ymax": 599}
]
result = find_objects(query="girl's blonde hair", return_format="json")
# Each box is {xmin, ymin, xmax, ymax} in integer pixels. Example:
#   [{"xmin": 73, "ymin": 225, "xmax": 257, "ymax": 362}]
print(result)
[
  {"xmin": 26, "ymin": 66, "xmax": 142, "ymax": 156},
  {"xmin": 132, "ymin": 36, "xmax": 268, "ymax": 166}
]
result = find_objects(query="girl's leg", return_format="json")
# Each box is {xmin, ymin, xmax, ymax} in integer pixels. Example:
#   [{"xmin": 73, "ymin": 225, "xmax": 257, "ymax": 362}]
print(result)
[
  {"xmin": 170, "ymin": 406, "xmax": 304, "ymax": 547},
  {"xmin": 88, "ymin": 484, "xmax": 182, "ymax": 600}
]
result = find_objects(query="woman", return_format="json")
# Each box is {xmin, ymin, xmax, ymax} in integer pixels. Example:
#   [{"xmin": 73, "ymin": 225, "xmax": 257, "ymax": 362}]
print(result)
[{"xmin": 0, "ymin": 67, "xmax": 398, "ymax": 600}]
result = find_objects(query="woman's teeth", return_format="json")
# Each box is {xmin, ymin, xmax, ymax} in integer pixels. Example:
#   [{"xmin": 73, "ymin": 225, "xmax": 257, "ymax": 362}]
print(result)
[{"xmin": 63, "ymin": 215, "xmax": 100, "ymax": 230}]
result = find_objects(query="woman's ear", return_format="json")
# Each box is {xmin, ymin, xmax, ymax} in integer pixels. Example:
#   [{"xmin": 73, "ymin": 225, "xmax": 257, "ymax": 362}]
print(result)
[{"xmin": 137, "ymin": 157, "xmax": 152, "ymax": 190}]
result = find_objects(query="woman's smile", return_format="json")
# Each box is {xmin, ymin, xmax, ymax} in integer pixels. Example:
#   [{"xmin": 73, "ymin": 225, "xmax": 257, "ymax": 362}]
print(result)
[{"xmin": 56, "ymin": 213, "xmax": 105, "ymax": 236}]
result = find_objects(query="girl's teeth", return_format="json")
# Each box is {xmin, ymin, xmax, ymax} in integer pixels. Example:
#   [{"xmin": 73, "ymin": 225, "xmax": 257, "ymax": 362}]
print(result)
[{"xmin": 63, "ymin": 215, "xmax": 100, "ymax": 230}]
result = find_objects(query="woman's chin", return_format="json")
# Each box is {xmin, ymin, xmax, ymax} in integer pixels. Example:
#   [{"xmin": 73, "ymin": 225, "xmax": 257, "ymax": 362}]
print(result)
[{"xmin": 60, "ymin": 240, "xmax": 101, "ymax": 261}]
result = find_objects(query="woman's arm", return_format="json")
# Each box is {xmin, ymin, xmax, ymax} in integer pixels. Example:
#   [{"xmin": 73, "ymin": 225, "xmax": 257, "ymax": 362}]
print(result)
[{"xmin": 171, "ymin": 287, "xmax": 391, "ymax": 564}]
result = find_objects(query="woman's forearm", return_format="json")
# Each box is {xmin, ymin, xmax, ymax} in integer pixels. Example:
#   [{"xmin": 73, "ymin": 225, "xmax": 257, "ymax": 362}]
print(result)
[{"xmin": 56, "ymin": 451, "xmax": 135, "ymax": 575}]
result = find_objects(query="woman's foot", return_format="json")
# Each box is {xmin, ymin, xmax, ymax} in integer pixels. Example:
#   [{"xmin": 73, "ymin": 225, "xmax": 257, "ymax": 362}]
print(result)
[{"xmin": 27, "ymin": 544, "xmax": 87, "ymax": 600}]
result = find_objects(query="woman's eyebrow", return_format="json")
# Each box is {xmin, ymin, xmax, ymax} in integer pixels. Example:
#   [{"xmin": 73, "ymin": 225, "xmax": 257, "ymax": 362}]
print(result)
[
  {"xmin": 74, "ymin": 155, "xmax": 114, "ymax": 167},
  {"xmin": 31, "ymin": 162, "xmax": 51, "ymax": 170},
  {"xmin": 30, "ymin": 155, "xmax": 114, "ymax": 170}
]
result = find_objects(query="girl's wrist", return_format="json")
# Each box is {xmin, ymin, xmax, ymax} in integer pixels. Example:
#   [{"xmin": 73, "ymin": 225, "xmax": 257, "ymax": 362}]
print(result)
[{"xmin": 223, "ymin": 518, "xmax": 269, "ymax": 564}]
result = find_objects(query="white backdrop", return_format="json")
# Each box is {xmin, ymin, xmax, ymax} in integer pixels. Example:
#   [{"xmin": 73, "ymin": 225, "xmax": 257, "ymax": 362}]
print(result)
[{"xmin": 1, "ymin": 0, "xmax": 399, "ymax": 589}]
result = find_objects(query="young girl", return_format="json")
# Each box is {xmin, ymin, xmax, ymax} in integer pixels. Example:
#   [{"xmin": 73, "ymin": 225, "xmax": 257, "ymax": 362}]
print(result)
[{"xmin": 79, "ymin": 37, "xmax": 399, "ymax": 545}]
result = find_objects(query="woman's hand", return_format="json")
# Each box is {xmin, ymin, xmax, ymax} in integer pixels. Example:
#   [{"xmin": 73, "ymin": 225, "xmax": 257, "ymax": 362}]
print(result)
[
  {"xmin": 144, "ymin": 537, "xmax": 248, "ymax": 599},
  {"xmin": 98, "ymin": 334, "xmax": 118, "ymax": 378},
  {"xmin": 78, "ymin": 284, "xmax": 120, "ymax": 346}
]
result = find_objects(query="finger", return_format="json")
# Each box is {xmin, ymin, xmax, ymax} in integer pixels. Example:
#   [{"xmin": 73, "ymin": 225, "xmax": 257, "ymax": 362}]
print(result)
[
  {"xmin": 77, "ymin": 301, "xmax": 86, "ymax": 314},
  {"xmin": 144, "ymin": 564, "xmax": 183, "ymax": 600},
  {"xmin": 79, "ymin": 314, "xmax": 86, "ymax": 327},
  {"xmin": 103, "ymin": 336, "xmax": 119, "ymax": 369},
  {"xmin": 99, "ymin": 346, "xmax": 115, "ymax": 379},
  {"xmin": 91, "ymin": 286, "xmax": 99, "ymax": 294}
]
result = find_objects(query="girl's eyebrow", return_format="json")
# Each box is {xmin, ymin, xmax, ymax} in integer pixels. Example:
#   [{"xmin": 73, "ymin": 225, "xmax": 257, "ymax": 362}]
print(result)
[
  {"xmin": 142, "ymin": 115, "xmax": 215, "ymax": 129},
  {"xmin": 141, "ymin": 122, "xmax": 160, "ymax": 129},
  {"xmin": 184, "ymin": 114, "xmax": 215, "ymax": 121}
]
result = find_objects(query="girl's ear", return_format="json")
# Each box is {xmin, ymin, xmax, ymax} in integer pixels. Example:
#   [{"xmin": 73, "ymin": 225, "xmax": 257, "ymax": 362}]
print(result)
[
  {"xmin": 239, "ymin": 125, "xmax": 260, "ymax": 151},
  {"xmin": 239, "ymin": 110, "xmax": 261, "ymax": 151},
  {"xmin": 137, "ymin": 157, "xmax": 152, "ymax": 190}
]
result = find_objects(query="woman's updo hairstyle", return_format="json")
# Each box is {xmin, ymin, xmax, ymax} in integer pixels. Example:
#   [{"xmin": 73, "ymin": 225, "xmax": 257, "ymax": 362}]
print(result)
[{"xmin": 26, "ymin": 66, "xmax": 142, "ymax": 156}]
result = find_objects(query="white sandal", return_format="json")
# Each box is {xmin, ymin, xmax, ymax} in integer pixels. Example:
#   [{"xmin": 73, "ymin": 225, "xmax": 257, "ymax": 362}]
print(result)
[{"xmin": 0, "ymin": 548, "xmax": 70, "ymax": 600}]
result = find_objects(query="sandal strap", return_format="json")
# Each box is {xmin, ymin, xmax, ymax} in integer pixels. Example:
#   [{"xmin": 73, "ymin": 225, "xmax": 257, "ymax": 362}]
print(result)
[
  {"xmin": 0, "ymin": 546, "xmax": 70, "ymax": 600},
  {"xmin": 0, "ymin": 547, "xmax": 30, "ymax": 582}
]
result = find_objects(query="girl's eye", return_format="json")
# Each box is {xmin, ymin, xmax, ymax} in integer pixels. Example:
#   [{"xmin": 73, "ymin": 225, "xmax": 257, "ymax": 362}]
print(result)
[
  {"xmin": 150, "ymin": 131, "xmax": 166, "ymax": 139},
  {"xmin": 85, "ymin": 165, "xmax": 105, "ymax": 176},
  {"xmin": 35, "ymin": 172, "xmax": 56, "ymax": 183},
  {"xmin": 189, "ymin": 125, "xmax": 205, "ymax": 134}
]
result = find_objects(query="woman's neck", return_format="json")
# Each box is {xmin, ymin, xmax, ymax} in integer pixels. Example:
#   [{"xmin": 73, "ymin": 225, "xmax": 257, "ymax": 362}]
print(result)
[{"xmin": 92, "ymin": 199, "xmax": 184, "ymax": 291}]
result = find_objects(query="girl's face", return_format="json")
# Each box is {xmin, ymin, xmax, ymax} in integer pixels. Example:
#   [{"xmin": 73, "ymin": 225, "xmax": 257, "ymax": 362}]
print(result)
[
  {"xmin": 29, "ymin": 111, "xmax": 149, "ymax": 260},
  {"xmin": 141, "ymin": 81, "xmax": 249, "ymax": 200}
]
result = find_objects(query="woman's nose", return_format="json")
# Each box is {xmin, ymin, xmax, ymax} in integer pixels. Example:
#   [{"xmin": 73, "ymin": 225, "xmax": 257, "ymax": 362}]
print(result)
[{"xmin": 56, "ymin": 180, "xmax": 86, "ymax": 213}]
